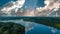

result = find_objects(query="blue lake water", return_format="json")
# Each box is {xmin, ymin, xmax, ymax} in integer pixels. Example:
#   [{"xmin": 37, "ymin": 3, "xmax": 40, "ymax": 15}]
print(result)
[
  {"xmin": 0, "ymin": 17, "xmax": 60, "ymax": 34},
  {"xmin": 24, "ymin": 22, "xmax": 60, "ymax": 34},
  {"xmin": 0, "ymin": 0, "xmax": 60, "ymax": 34}
]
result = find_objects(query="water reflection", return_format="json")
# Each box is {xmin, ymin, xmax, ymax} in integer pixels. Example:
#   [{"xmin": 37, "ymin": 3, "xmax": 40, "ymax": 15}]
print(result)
[
  {"xmin": 0, "ymin": 19, "xmax": 60, "ymax": 34},
  {"xmin": 25, "ymin": 22, "xmax": 60, "ymax": 34}
]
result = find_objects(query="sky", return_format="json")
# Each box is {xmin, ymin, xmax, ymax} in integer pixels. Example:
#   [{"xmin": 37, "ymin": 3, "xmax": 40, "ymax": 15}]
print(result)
[
  {"xmin": 0, "ymin": 0, "xmax": 60, "ymax": 16},
  {"xmin": 37, "ymin": 0, "xmax": 45, "ymax": 7},
  {"xmin": 0, "ymin": 0, "xmax": 46, "ymax": 16},
  {"xmin": 0, "ymin": 0, "xmax": 17, "ymax": 7},
  {"xmin": 0, "ymin": 0, "xmax": 45, "ymax": 8}
]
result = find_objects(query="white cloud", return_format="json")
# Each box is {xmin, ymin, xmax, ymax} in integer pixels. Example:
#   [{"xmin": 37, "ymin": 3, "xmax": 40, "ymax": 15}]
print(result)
[
  {"xmin": 36, "ymin": 0, "xmax": 60, "ymax": 16},
  {"xmin": 1, "ymin": 0, "xmax": 25, "ymax": 16},
  {"xmin": 0, "ymin": 0, "xmax": 60, "ymax": 16}
]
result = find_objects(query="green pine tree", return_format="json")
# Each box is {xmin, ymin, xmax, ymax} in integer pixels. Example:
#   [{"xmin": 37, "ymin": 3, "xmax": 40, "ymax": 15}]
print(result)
[{"xmin": 3, "ymin": 30, "xmax": 9, "ymax": 34}]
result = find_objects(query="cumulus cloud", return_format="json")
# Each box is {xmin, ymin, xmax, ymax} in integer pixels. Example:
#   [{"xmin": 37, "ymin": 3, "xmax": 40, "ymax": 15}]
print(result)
[
  {"xmin": 0, "ymin": 0, "xmax": 25, "ymax": 16},
  {"xmin": 0, "ymin": 0, "xmax": 60, "ymax": 16},
  {"xmin": 36, "ymin": 0, "xmax": 60, "ymax": 16}
]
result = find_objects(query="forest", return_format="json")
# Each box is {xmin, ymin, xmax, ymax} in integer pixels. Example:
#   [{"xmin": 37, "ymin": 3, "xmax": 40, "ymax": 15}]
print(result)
[{"xmin": 0, "ymin": 22, "xmax": 25, "ymax": 34}]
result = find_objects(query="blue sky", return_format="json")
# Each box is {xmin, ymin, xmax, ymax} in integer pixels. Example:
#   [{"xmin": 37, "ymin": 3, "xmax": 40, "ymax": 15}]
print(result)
[
  {"xmin": 37, "ymin": 0, "xmax": 45, "ymax": 7},
  {"xmin": 0, "ymin": 0, "xmax": 45, "ymax": 8},
  {"xmin": 0, "ymin": 0, "xmax": 17, "ymax": 6}
]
